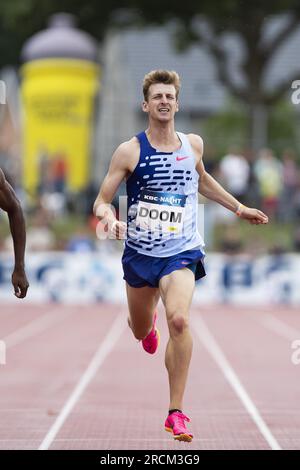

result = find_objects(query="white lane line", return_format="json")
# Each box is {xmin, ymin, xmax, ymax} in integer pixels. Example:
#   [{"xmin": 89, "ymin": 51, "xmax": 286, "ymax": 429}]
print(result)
[
  {"xmin": 259, "ymin": 313, "xmax": 300, "ymax": 341},
  {"xmin": 3, "ymin": 308, "xmax": 73, "ymax": 348},
  {"xmin": 192, "ymin": 315, "xmax": 282, "ymax": 450},
  {"xmin": 38, "ymin": 313, "xmax": 126, "ymax": 450}
]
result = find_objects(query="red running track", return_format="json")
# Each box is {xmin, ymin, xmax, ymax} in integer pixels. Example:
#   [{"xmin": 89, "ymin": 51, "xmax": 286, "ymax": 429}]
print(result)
[{"xmin": 0, "ymin": 302, "xmax": 299, "ymax": 450}]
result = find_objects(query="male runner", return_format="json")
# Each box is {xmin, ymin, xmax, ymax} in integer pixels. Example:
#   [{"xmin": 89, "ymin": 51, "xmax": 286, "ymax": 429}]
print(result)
[
  {"xmin": 93, "ymin": 70, "xmax": 268, "ymax": 442},
  {"xmin": 0, "ymin": 168, "xmax": 29, "ymax": 298}
]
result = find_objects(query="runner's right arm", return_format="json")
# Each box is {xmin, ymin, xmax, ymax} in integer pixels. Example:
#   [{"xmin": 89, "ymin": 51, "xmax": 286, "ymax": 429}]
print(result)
[{"xmin": 93, "ymin": 141, "xmax": 134, "ymax": 235}]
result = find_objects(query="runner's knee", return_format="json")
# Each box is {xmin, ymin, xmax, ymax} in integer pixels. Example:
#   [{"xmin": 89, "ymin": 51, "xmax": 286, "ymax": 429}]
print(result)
[
  {"xmin": 168, "ymin": 312, "xmax": 189, "ymax": 336},
  {"xmin": 128, "ymin": 317, "xmax": 152, "ymax": 340}
]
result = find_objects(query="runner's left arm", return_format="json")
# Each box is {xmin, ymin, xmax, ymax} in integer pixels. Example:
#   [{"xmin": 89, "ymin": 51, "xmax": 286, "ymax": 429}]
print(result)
[{"xmin": 189, "ymin": 134, "xmax": 268, "ymax": 225}]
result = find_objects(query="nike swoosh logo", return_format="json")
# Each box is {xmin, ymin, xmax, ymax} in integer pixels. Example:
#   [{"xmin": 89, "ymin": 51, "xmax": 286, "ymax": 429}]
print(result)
[{"xmin": 176, "ymin": 156, "xmax": 190, "ymax": 161}]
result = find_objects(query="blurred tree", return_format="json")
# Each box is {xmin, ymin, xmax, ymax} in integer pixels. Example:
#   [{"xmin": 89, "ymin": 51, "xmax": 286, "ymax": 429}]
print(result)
[
  {"xmin": 1, "ymin": 0, "xmax": 300, "ymax": 149},
  {"xmin": 202, "ymin": 97, "xmax": 299, "ymax": 157},
  {"xmin": 0, "ymin": 0, "xmax": 123, "ymax": 67},
  {"xmin": 268, "ymin": 98, "xmax": 299, "ymax": 154},
  {"xmin": 123, "ymin": 0, "xmax": 300, "ymax": 150},
  {"xmin": 201, "ymin": 97, "xmax": 248, "ymax": 157}
]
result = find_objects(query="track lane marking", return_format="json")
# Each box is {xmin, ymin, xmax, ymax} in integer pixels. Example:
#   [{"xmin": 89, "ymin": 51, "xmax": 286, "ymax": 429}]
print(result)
[
  {"xmin": 3, "ymin": 308, "xmax": 74, "ymax": 348},
  {"xmin": 259, "ymin": 313, "xmax": 300, "ymax": 341},
  {"xmin": 38, "ymin": 312, "xmax": 125, "ymax": 450},
  {"xmin": 192, "ymin": 315, "xmax": 281, "ymax": 450}
]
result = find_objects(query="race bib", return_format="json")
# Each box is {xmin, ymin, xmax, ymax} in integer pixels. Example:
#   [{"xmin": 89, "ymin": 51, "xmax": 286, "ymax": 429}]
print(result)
[{"xmin": 136, "ymin": 190, "xmax": 187, "ymax": 234}]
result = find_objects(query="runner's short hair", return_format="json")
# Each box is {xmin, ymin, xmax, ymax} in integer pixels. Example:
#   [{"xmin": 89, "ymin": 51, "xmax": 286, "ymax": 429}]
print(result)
[{"xmin": 143, "ymin": 70, "xmax": 181, "ymax": 101}]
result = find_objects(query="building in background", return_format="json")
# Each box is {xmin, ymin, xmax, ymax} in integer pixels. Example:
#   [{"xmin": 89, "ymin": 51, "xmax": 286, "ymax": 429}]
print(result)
[{"xmin": 94, "ymin": 17, "xmax": 300, "ymax": 182}]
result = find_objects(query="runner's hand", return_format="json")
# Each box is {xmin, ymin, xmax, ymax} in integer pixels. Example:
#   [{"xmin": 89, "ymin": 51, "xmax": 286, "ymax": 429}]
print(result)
[
  {"xmin": 110, "ymin": 220, "xmax": 127, "ymax": 239},
  {"xmin": 239, "ymin": 207, "xmax": 269, "ymax": 225},
  {"xmin": 12, "ymin": 268, "xmax": 29, "ymax": 298}
]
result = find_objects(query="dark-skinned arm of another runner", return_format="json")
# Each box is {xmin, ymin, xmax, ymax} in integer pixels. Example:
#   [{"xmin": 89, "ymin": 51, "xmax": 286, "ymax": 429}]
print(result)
[{"xmin": 0, "ymin": 169, "xmax": 29, "ymax": 298}]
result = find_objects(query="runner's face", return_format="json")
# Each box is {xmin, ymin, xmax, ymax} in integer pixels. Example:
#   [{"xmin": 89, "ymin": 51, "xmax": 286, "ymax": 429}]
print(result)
[{"xmin": 143, "ymin": 83, "xmax": 178, "ymax": 122}]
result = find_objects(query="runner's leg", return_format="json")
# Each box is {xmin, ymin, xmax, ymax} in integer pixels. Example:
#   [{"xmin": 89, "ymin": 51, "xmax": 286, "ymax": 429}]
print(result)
[
  {"xmin": 126, "ymin": 283, "xmax": 160, "ymax": 340},
  {"xmin": 159, "ymin": 268, "xmax": 195, "ymax": 411}
]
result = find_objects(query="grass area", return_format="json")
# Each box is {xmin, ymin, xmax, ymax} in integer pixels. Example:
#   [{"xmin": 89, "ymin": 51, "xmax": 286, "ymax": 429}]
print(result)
[
  {"xmin": 213, "ymin": 220, "xmax": 295, "ymax": 254},
  {"xmin": 51, "ymin": 214, "xmax": 91, "ymax": 241},
  {"xmin": 0, "ymin": 213, "xmax": 94, "ymax": 249},
  {"xmin": 0, "ymin": 211, "xmax": 296, "ymax": 253}
]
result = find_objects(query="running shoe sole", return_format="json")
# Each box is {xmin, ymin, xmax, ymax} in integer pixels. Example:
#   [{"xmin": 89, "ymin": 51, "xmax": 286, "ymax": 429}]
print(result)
[{"xmin": 165, "ymin": 426, "xmax": 193, "ymax": 442}]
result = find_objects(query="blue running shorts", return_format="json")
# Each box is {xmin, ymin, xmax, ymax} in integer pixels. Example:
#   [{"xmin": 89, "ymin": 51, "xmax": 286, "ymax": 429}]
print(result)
[{"xmin": 122, "ymin": 244, "xmax": 206, "ymax": 288}]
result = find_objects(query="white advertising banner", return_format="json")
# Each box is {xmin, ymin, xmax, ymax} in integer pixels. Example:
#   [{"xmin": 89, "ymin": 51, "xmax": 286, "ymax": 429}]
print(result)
[{"xmin": 0, "ymin": 252, "xmax": 299, "ymax": 305}]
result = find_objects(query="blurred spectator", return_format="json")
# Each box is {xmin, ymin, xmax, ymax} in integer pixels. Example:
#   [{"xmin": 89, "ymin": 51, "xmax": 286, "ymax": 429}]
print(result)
[
  {"xmin": 253, "ymin": 148, "xmax": 283, "ymax": 220},
  {"xmin": 40, "ymin": 192, "xmax": 66, "ymax": 218},
  {"xmin": 203, "ymin": 144, "xmax": 218, "ymax": 175},
  {"xmin": 242, "ymin": 147, "xmax": 260, "ymax": 207},
  {"xmin": 0, "ymin": 151, "xmax": 16, "ymax": 188},
  {"xmin": 37, "ymin": 146, "xmax": 51, "ymax": 195},
  {"xmin": 37, "ymin": 149, "xmax": 68, "ymax": 196},
  {"xmin": 81, "ymin": 182, "xmax": 99, "ymax": 216},
  {"xmin": 51, "ymin": 151, "xmax": 68, "ymax": 193},
  {"xmin": 294, "ymin": 182, "xmax": 300, "ymax": 220},
  {"xmin": 219, "ymin": 146, "xmax": 250, "ymax": 203},
  {"xmin": 280, "ymin": 149, "xmax": 299, "ymax": 222},
  {"xmin": 293, "ymin": 226, "xmax": 300, "ymax": 252}
]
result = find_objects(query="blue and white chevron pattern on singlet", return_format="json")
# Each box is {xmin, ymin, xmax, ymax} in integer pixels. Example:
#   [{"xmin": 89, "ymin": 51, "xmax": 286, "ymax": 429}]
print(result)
[{"xmin": 125, "ymin": 131, "xmax": 205, "ymax": 257}]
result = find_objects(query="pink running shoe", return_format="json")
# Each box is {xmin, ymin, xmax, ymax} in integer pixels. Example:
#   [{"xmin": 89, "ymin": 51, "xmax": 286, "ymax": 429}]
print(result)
[
  {"xmin": 142, "ymin": 312, "xmax": 160, "ymax": 354},
  {"xmin": 165, "ymin": 411, "xmax": 193, "ymax": 442}
]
